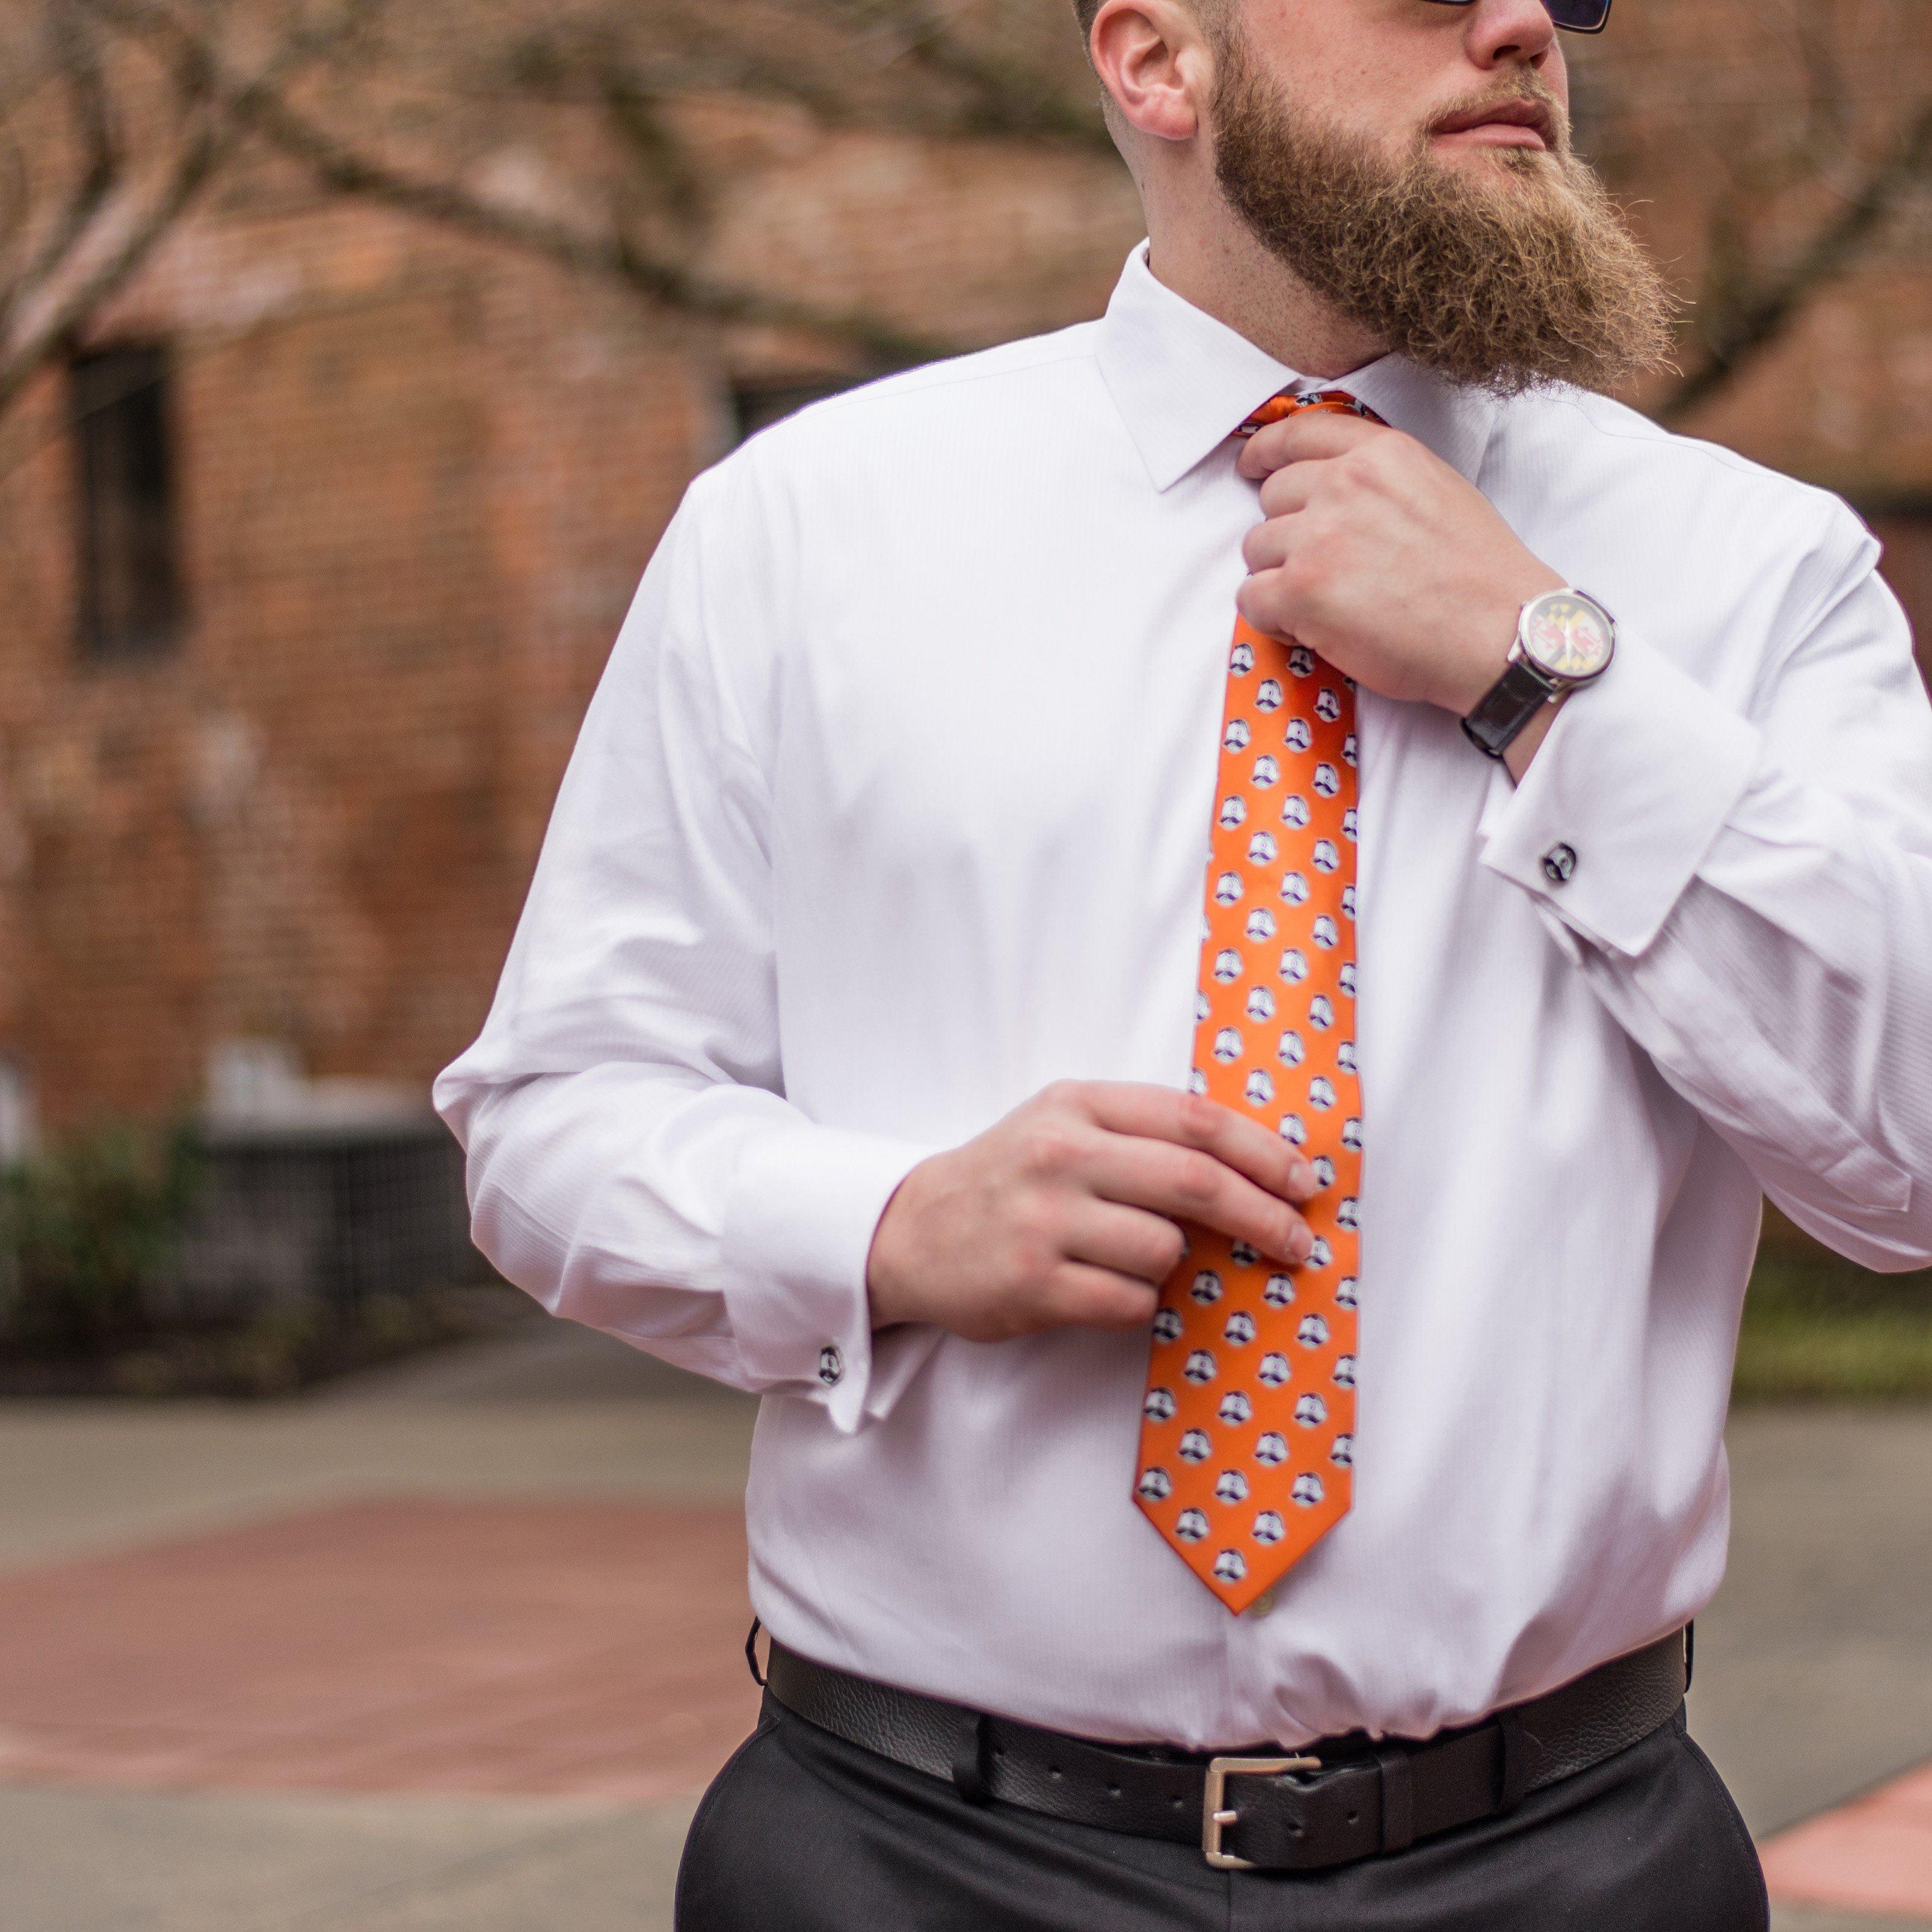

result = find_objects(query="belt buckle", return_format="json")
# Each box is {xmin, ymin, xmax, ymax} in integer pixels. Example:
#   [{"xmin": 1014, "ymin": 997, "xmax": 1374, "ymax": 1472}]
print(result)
[{"xmin": 1202, "ymin": 1753, "xmax": 1322, "ymax": 1870}]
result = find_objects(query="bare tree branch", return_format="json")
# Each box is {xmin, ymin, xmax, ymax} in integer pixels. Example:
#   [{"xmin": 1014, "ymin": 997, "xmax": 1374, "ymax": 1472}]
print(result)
[
  {"xmin": 0, "ymin": 0, "xmax": 1920, "ymax": 438},
  {"xmin": 0, "ymin": 129, "xmax": 33, "ymax": 268},
  {"xmin": 239, "ymin": 84, "xmax": 946, "ymax": 362},
  {"xmin": 593, "ymin": 63, "xmax": 711, "ymax": 230},
  {"xmin": 103, "ymin": 0, "xmax": 953, "ymax": 365},
  {"xmin": 822, "ymin": 0, "xmax": 1111, "ymax": 147},
  {"xmin": 2, "ymin": 1, "xmax": 126, "ymax": 326},
  {"xmin": 0, "ymin": 0, "xmax": 380, "ymax": 417},
  {"xmin": 1659, "ymin": 96, "xmax": 1932, "ymax": 422}
]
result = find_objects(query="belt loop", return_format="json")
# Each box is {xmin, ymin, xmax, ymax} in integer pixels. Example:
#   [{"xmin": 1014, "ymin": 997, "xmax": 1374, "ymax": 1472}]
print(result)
[
  {"xmin": 1373, "ymin": 1744, "xmax": 1415, "ymax": 1853},
  {"xmin": 1684, "ymin": 1622, "xmax": 1695, "ymax": 1694},
  {"xmin": 1494, "ymin": 1709, "xmax": 1531, "ymax": 1815},
  {"xmin": 952, "ymin": 1711, "xmax": 993, "ymax": 1805},
  {"xmin": 744, "ymin": 1618, "xmax": 766, "ymax": 1688}
]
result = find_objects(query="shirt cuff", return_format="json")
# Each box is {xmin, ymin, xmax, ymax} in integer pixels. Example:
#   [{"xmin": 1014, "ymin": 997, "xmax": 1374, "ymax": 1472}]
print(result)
[
  {"xmin": 1477, "ymin": 632, "xmax": 1762, "ymax": 958},
  {"xmin": 721, "ymin": 1120, "xmax": 937, "ymax": 1433}
]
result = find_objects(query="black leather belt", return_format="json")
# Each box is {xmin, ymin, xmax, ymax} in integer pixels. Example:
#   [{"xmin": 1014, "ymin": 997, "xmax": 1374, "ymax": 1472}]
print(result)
[{"xmin": 762, "ymin": 1628, "xmax": 1688, "ymax": 1872}]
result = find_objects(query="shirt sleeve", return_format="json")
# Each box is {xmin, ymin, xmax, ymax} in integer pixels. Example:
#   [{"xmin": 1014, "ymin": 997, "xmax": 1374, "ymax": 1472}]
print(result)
[
  {"xmin": 1478, "ymin": 523, "xmax": 1932, "ymax": 1269},
  {"xmin": 433, "ymin": 465, "xmax": 937, "ymax": 1432}
]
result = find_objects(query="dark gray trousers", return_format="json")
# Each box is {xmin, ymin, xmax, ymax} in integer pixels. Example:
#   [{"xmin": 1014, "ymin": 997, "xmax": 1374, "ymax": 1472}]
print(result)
[{"xmin": 675, "ymin": 1694, "xmax": 1768, "ymax": 1930}]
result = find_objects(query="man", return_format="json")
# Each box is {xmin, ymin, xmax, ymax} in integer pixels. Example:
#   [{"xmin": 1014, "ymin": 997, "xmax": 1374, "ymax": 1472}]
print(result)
[{"xmin": 435, "ymin": 0, "xmax": 1932, "ymax": 1924}]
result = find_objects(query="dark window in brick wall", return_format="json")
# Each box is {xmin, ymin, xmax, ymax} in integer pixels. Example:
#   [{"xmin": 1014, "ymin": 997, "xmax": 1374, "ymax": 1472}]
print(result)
[
  {"xmin": 730, "ymin": 376, "xmax": 860, "ymax": 443},
  {"xmin": 70, "ymin": 344, "xmax": 183, "ymax": 662}
]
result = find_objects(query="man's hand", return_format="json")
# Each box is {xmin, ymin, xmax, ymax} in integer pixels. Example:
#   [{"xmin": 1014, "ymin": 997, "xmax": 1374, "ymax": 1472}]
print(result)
[
  {"xmin": 1235, "ymin": 410, "xmax": 1562, "ymax": 729},
  {"xmin": 866, "ymin": 1081, "xmax": 1320, "ymax": 1343}
]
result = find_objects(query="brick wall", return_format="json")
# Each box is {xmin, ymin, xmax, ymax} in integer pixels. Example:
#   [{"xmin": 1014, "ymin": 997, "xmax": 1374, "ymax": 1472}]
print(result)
[
  {"xmin": 0, "ymin": 34, "xmax": 1927, "ymax": 1131},
  {"xmin": 0, "ymin": 115, "xmax": 1141, "ymax": 1131}
]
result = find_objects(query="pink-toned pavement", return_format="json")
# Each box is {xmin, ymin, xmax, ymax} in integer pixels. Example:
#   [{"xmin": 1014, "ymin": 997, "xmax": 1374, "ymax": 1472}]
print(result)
[
  {"xmin": 0, "ymin": 1498, "xmax": 759, "ymax": 1803},
  {"xmin": 1763, "ymin": 1762, "xmax": 1932, "ymax": 1922},
  {"xmin": 0, "ymin": 1316, "xmax": 1925, "ymax": 1932}
]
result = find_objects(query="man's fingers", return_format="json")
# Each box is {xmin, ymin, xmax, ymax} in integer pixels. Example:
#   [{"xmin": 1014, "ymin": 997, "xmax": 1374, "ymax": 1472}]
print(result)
[
  {"xmin": 1237, "ymin": 408, "xmax": 1386, "ymax": 480},
  {"xmin": 1041, "ymin": 1260, "xmax": 1160, "ymax": 1332},
  {"xmin": 1088, "ymin": 1133, "xmax": 1312, "ymax": 1265},
  {"xmin": 1074, "ymin": 1081, "xmax": 1316, "ymax": 1204},
  {"xmin": 1256, "ymin": 459, "xmax": 1335, "ymax": 520},
  {"xmin": 1063, "ymin": 1199, "xmax": 1190, "ymax": 1285},
  {"xmin": 1240, "ymin": 520, "xmax": 1294, "ymax": 576},
  {"xmin": 1235, "ymin": 569, "xmax": 1298, "ymax": 639}
]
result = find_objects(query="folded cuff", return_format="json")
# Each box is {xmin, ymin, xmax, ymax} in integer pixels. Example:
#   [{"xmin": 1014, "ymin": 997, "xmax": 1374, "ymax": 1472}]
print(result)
[
  {"xmin": 1479, "ymin": 633, "xmax": 1762, "ymax": 958},
  {"xmin": 721, "ymin": 1121, "xmax": 937, "ymax": 1432}
]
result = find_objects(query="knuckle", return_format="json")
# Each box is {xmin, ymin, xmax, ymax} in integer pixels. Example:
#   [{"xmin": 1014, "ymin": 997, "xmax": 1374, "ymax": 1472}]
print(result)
[
  {"xmin": 1016, "ymin": 1123, "xmax": 1080, "ymax": 1176},
  {"xmin": 1007, "ymin": 1232, "xmax": 1056, "ymax": 1286},
  {"xmin": 1062, "ymin": 1273, "xmax": 1151, "ymax": 1331},
  {"xmin": 1170, "ymin": 1149, "xmax": 1223, "ymax": 1215},
  {"xmin": 1277, "ymin": 561, "xmax": 1323, "ymax": 613},
  {"xmin": 1174, "ymin": 1089, "xmax": 1222, "ymax": 1145},
  {"xmin": 1355, "ymin": 441, "xmax": 1398, "ymax": 487},
  {"xmin": 1038, "ymin": 1264, "xmax": 1093, "ymax": 1324},
  {"xmin": 1006, "ymin": 1193, "xmax": 1064, "ymax": 1269}
]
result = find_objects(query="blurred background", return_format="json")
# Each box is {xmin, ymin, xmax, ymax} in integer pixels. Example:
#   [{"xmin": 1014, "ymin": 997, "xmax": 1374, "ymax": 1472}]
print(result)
[{"xmin": 0, "ymin": 2, "xmax": 1927, "ymax": 1928}]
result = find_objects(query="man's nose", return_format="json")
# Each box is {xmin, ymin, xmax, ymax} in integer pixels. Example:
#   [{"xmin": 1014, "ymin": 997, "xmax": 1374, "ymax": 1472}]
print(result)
[{"xmin": 1463, "ymin": 0, "xmax": 1559, "ymax": 69}]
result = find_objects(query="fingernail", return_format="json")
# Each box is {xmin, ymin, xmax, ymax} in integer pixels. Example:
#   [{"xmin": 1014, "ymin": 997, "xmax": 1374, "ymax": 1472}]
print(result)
[
  {"xmin": 1290, "ymin": 1225, "xmax": 1315, "ymax": 1264},
  {"xmin": 1286, "ymin": 1161, "xmax": 1317, "ymax": 1199}
]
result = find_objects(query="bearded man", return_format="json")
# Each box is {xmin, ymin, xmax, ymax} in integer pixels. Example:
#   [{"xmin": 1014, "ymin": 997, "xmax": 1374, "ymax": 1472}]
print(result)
[{"xmin": 435, "ymin": 1, "xmax": 1932, "ymax": 1925}]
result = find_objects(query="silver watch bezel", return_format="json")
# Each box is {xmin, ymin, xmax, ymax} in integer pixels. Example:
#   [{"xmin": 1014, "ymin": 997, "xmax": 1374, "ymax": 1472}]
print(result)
[{"xmin": 1512, "ymin": 588, "xmax": 1617, "ymax": 691}]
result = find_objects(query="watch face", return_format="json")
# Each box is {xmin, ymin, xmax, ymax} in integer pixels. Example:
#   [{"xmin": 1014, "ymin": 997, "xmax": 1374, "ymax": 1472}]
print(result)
[{"xmin": 1521, "ymin": 591, "xmax": 1614, "ymax": 681}]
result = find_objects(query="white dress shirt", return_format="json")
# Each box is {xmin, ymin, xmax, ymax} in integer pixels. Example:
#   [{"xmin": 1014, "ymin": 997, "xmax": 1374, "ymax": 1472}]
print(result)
[{"xmin": 436, "ymin": 242, "xmax": 1932, "ymax": 1749}]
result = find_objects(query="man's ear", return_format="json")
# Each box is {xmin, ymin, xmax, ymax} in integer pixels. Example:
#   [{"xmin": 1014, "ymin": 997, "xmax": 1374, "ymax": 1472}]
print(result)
[{"xmin": 1089, "ymin": 0, "xmax": 1216, "ymax": 145}]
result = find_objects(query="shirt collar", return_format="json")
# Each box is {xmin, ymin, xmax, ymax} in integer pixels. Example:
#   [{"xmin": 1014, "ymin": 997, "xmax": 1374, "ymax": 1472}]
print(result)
[{"xmin": 1095, "ymin": 239, "xmax": 1500, "ymax": 492}]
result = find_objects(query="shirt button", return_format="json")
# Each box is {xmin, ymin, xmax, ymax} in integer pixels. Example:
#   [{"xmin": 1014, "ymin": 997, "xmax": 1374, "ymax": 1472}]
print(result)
[
  {"xmin": 817, "ymin": 1346, "xmax": 844, "ymax": 1387},
  {"xmin": 1542, "ymin": 843, "xmax": 1578, "ymax": 885},
  {"xmin": 1248, "ymin": 1589, "xmax": 1277, "ymax": 1617}
]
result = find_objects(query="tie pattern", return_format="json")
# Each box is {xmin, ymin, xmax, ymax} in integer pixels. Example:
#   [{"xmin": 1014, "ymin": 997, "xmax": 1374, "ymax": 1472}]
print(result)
[{"xmin": 1135, "ymin": 389, "xmax": 1374, "ymax": 1615}]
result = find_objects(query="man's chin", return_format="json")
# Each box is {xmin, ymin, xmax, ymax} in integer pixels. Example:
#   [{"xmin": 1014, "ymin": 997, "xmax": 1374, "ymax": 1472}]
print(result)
[
  {"xmin": 1425, "ymin": 138, "xmax": 1563, "ymax": 183},
  {"xmin": 1211, "ymin": 48, "xmax": 1679, "ymax": 395}
]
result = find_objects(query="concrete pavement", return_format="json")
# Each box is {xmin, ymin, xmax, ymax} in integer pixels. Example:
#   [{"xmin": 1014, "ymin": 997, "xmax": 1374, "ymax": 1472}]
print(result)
[
  {"xmin": 0, "ymin": 1327, "xmax": 752, "ymax": 1579},
  {"xmin": 1700, "ymin": 1406, "xmax": 1932, "ymax": 1835},
  {"xmin": 0, "ymin": 1317, "xmax": 1925, "ymax": 1931},
  {"xmin": 0, "ymin": 1785, "xmax": 696, "ymax": 1932}
]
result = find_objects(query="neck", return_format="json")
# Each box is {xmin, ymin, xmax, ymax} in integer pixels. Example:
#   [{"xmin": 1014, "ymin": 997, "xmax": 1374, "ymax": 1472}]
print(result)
[{"xmin": 1143, "ymin": 196, "xmax": 1385, "ymax": 380}]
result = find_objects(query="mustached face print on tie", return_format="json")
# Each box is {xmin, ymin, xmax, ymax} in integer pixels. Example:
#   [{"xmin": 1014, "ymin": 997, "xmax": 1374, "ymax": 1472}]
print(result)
[{"xmin": 1135, "ymin": 389, "xmax": 1372, "ymax": 1615}]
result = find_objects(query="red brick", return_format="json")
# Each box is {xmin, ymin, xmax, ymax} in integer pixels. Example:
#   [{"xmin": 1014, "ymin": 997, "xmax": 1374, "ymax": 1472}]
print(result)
[{"xmin": 0, "ymin": 1499, "xmax": 761, "ymax": 1797}]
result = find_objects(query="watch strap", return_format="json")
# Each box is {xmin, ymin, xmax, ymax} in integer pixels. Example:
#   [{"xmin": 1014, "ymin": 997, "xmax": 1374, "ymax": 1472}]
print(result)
[{"xmin": 1460, "ymin": 656, "xmax": 1560, "ymax": 759}]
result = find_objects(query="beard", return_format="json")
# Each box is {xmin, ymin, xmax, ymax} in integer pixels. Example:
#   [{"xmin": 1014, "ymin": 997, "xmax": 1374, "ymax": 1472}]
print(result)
[{"xmin": 1210, "ymin": 40, "xmax": 1678, "ymax": 396}]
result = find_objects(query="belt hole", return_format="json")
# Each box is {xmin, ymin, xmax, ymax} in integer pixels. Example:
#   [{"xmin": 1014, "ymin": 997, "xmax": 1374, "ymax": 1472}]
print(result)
[
  {"xmin": 1107, "ymin": 1783, "xmax": 1121, "ymax": 1798},
  {"xmin": 1048, "ymin": 1767, "xmax": 1063, "ymax": 1781},
  {"xmin": 1171, "ymin": 1796, "xmax": 1185, "ymax": 1810}
]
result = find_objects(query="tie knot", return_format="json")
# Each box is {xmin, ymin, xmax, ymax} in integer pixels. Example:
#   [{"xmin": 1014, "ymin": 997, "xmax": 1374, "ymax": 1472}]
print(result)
[{"xmin": 1236, "ymin": 389, "xmax": 1383, "ymax": 438}]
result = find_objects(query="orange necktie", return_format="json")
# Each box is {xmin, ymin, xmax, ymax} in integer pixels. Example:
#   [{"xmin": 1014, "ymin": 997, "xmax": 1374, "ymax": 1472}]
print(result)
[{"xmin": 1136, "ymin": 389, "xmax": 1371, "ymax": 1615}]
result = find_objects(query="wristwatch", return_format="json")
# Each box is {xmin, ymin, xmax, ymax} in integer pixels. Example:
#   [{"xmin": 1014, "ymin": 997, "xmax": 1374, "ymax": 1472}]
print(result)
[{"xmin": 1461, "ymin": 588, "xmax": 1617, "ymax": 758}]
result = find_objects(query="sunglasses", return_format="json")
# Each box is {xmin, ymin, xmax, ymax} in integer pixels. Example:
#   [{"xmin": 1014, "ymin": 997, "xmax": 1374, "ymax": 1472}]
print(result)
[{"xmin": 1423, "ymin": 0, "xmax": 1612, "ymax": 31}]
